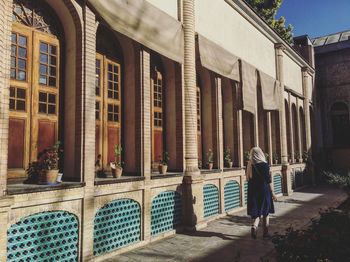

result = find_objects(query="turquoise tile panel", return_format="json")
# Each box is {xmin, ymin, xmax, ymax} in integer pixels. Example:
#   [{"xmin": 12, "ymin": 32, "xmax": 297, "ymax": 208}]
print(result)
[
  {"xmin": 151, "ymin": 191, "xmax": 182, "ymax": 236},
  {"xmin": 7, "ymin": 211, "xmax": 79, "ymax": 262},
  {"xmin": 244, "ymin": 181, "xmax": 248, "ymax": 205},
  {"xmin": 224, "ymin": 181, "xmax": 240, "ymax": 211},
  {"xmin": 94, "ymin": 199, "xmax": 141, "ymax": 256},
  {"xmin": 203, "ymin": 184, "xmax": 219, "ymax": 218},
  {"xmin": 274, "ymin": 174, "xmax": 283, "ymax": 195}
]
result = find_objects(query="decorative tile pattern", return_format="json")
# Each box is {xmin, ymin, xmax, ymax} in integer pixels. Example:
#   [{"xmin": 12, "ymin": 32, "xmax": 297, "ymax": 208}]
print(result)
[
  {"xmin": 151, "ymin": 191, "xmax": 182, "ymax": 236},
  {"xmin": 7, "ymin": 211, "xmax": 79, "ymax": 262},
  {"xmin": 203, "ymin": 184, "xmax": 219, "ymax": 218},
  {"xmin": 244, "ymin": 181, "xmax": 248, "ymax": 205},
  {"xmin": 224, "ymin": 180, "xmax": 241, "ymax": 211},
  {"xmin": 274, "ymin": 174, "xmax": 283, "ymax": 195},
  {"xmin": 94, "ymin": 199, "xmax": 141, "ymax": 256}
]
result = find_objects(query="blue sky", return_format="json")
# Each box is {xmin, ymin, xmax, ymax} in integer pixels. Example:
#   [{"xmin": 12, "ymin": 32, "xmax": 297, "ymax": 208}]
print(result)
[{"xmin": 277, "ymin": 0, "xmax": 350, "ymax": 39}]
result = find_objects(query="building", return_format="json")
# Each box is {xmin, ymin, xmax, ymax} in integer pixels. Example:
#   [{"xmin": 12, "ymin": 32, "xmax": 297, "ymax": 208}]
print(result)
[
  {"xmin": 312, "ymin": 31, "xmax": 350, "ymax": 169},
  {"xmin": 0, "ymin": 0, "xmax": 314, "ymax": 261}
]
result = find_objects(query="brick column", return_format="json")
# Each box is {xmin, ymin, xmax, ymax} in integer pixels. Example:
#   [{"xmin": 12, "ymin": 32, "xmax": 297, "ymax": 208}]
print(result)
[
  {"xmin": 0, "ymin": 0, "xmax": 13, "ymax": 196},
  {"xmin": 140, "ymin": 49, "xmax": 151, "ymax": 179},
  {"xmin": 81, "ymin": 6, "xmax": 97, "ymax": 261},
  {"xmin": 296, "ymin": 98, "xmax": 303, "ymax": 162},
  {"xmin": 216, "ymin": 77, "xmax": 224, "ymax": 170},
  {"xmin": 275, "ymin": 43, "xmax": 292, "ymax": 195},
  {"xmin": 182, "ymin": 0, "xmax": 206, "ymax": 230},
  {"xmin": 267, "ymin": 112, "xmax": 273, "ymax": 165}
]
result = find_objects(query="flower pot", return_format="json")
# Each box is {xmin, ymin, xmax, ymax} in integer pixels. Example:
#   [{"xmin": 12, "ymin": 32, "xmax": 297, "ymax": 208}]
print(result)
[
  {"xmin": 114, "ymin": 167, "xmax": 123, "ymax": 178},
  {"xmin": 158, "ymin": 164, "xmax": 168, "ymax": 174},
  {"xmin": 208, "ymin": 163, "xmax": 213, "ymax": 170},
  {"xmin": 38, "ymin": 169, "xmax": 59, "ymax": 185},
  {"xmin": 274, "ymin": 160, "xmax": 278, "ymax": 165},
  {"xmin": 56, "ymin": 173, "xmax": 63, "ymax": 183},
  {"xmin": 225, "ymin": 161, "xmax": 233, "ymax": 168}
]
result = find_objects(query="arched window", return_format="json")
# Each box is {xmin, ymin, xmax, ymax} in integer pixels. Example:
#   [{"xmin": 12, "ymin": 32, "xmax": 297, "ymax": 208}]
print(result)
[
  {"xmin": 151, "ymin": 57, "xmax": 165, "ymax": 169},
  {"xmin": 95, "ymin": 25, "xmax": 123, "ymax": 167},
  {"xmin": 8, "ymin": 0, "xmax": 62, "ymax": 177},
  {"xmin": 196, "ymin": 76, "xmax": 202, "ymax": 164},
  {"xmin": 331, "ymin": 102, "xmax": 350, "ymax": 147}
]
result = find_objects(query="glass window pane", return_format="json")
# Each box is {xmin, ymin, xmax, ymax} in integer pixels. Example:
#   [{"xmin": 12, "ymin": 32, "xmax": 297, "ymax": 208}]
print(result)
[
  {"xmin": 10, "ymin": 69, "xmax": 16, "ymax": 79},
  {"xmin": 40, "ymin": 64, "xmax": 47, "ymax": 74},
  {"xmin": 40, "ymin": 42, "xmax": 48, "ymax": 53},
  {"xmin": 9, "ymin": 99, "xmax": 15, "ymax": 110},
  {"xmin": 48, "ymin": 77, "xmax": 56, "ymax": 87},
  {"xmin": 48, "ymin": 94, "xmax": 55, "ymax": 103},
  {"xmin": 11, "ymin": 45, "xmax": 16, "ymax": 56},
  {"xmin": 39, "ymin": 103, "xmax": 46, "ymax": 113},
  {"xmin": 10, "ymin": 87, "xmax": 15, "ymax": 97},
  {"xmin": 49, "ymin": 66, "xmax": 56, "ymax": 76},
  {"xmin": 17, "ymin": 88, "xmax": 25, "ymax": 99},
  {"xmin": 18, "ymin": 47, "xmax": 26, "ymax": 58},
  {"xmin": 19, "ymin": 35, "xmax": 27, "ymax": 46},
  {"xmin": 108, "ymin": 63, "xmax": 112, "ymax": 72},
  {"xmin": 39, "ymin": 75, "xmax": 47, "ymax": 85},
  {"xmin": 11, "ymin": 33, "xmax": 17, "ymax": 43},
  {"xmin": 17, "ymin": 71, "xmax": 26, "ymax": 81},
  {"xmin": 39, "ymin": 92, "xmax": 47, "ymax": 102},
  {"xmin": 11, "ymin": 58, "xmax": 16, "ymax": 68},
  {"xmin": 108, "ymin": 104, "xmax": 113, "ymax": 113},
  {"xmin": 18, "ymin": 59, "xmax": 26, "ymax": 70},
  {"xmin": 50, "ymin": 56, "xmax": 56, "ymax": 66},
  {"xmin": 40, "ymin": 54, "xmax": 48, "ymax": 63},
  {"xmin": 108, "ymin": 90, "xmax": 113, "ymax": 99},
  {"xmin": 108, "ymin": 73, "xmax": 113, "ymax": 81},
  {"xmin": 95, "ymin": 87, "xmax": 100, "ymax": 96},
  {"xmin": 48, "ymin": 105, "xmax": 55, "ymax": 114},
  {"xmin": 49, "ymin": 45, "xmax": 57, "ymax": 55},
  {"xmin": 108, "ymin": 113, "xmax": 113, "ymax": 122},
  {"xmin": 17, "ymin": 100, "xmax": 25, "ymax": 111}
]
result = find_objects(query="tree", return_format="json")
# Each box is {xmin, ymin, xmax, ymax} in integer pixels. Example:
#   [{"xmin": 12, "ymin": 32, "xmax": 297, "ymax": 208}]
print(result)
[{"xmin": 245, "ymin": 0, "xmax": 294, "ymax": 44}]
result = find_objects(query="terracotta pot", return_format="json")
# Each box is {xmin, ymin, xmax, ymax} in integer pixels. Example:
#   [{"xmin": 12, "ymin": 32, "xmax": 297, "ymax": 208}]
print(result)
[
  {"xmin": 274, "ymin": 160, "xmax": 278, "ymax": 165},
  {"xmin": 38, "ymin": 169, "xmax": 59, "ymax": 185},
  {"xmin": 113, "ymin": 166, "xmax": 123, "ymax": 178},
  {"xmin": 208, "ymin": 163, "xmax": 213, "ymax": 170},
  {"xmin": 158, "ymin": 164, "xmax": 168, "ymax": 174}
]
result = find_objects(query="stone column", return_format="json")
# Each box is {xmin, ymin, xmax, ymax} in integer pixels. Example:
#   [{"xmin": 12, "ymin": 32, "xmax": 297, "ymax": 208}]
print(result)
[
  {"xmin": 0, "ymin": 0, "xmax": 13, "ymax": 197},
  {"xmin": 216, "ymin": 77, "xmax": 224, "ymax": 170},
  {"xmin": 296, "ymin": 98, "xmax": 303, "ymax": 162},
  {"xmin": 0, "ymin": 197, "xmax": 14, "ymax": 261},
  {"xmin": 182, "ymin": 0, "xmax": 206, "ymax": 230},
  {"xmin": 267, "ymin": 112, "xmax": 273, "ymax": 165},
  {"xmin": 275, "ymin": 43, "xmax": 292, "ymax": 195},
  {"xmin": 81, "ymin": 6, "xmax": 97, "ymax": 261},
  {"xmin": 237, "ymin": 110, "xmax": 244, "ymax": 168},
  {"xmin": 254, "ymin": 103, "xmax": 259, "ymax": 147}
]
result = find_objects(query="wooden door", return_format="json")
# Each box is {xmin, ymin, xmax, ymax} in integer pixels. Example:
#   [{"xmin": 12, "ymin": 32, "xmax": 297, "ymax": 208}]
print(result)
[{"xmin": 8, "ymin": 22, "xmax": 59, "ymax": 178}]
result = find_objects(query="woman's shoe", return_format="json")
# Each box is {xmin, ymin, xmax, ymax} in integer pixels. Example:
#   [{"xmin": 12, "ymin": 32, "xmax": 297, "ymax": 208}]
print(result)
[{"xmin": 251, "ymin": 227, "xmax": 257, "ymax": 239}]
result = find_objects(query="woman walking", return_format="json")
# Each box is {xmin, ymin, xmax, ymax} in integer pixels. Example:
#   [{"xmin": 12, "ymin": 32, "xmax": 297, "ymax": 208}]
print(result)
[{"xmin": 246, "ymin": 147, "xmax": 277, "ymax": 239}]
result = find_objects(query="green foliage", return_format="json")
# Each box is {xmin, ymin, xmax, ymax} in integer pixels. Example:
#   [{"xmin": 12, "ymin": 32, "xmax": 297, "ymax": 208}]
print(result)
[
  {"xmin": 244, "ymin": 151, "xmax": 250, "ymax": 162},
  {"xmin": 113, "ymin": 144, "xmax": 123, "ymax": 167},
  {"xmin": 224, "ymin": 148, "xmax": 232, "ymax": 165},
  {"xmin": 272, "ymin": 208, "xmax": 350, "ymax": 261},
  {"xmin": 245, "ymin": 0, "xmax": 294, "ymax": 44},
  {"xmin": 206, "ymin": 149, "xmax": 214, "ymax": 164},
  {"xmin": 323, "ymin": 171, "xmax": 350, "ymax": 194},
  {"xmin": 160, "ymin": 151, "xmax": 170, "ymax": 165}
]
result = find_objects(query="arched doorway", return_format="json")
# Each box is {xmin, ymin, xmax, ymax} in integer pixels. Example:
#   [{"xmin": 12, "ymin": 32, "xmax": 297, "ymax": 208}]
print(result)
[{"xmin": 331, "ymin": 102, "xmax": 350, "ymax": 147}]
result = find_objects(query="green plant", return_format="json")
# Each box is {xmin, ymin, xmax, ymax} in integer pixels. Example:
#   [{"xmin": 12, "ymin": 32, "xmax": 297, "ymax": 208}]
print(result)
[
  {"xmin": 206, "ymin": 149, "xmax": 214, "ymax": 164},
  {"xmin": 113, "ymin": 144, "xmax": 123, "ymax": 167},
  {"xmin": 273, "ymin": 152, "xmax": 279, "ymax": 162},
  {"xmin": 244, "ymin": 151, "xmax": 250, "ymax": 162},
  {"xmin": 40, "ymin": 141, "xmax": 61, "ymax": 170},
  {"xmin": 24, "ymin": 161, "xmax": 41, "ymax": 184},
  {"xmin": 264, "ymin": 153, "xmax": 269, "ymax": 162},
  {"xmin": 198, "ymin": 160, "xmax": 202, "ymax": 169},
  {"xmin": 224, "ymin": 148, "xmax": 232, "ymax": 164},
  {"xmin": 295, "ymin": 151, "xmax": 300, "ymax": 160},
  {"xmin": 160, "ymin": 151, "xmax": 170, "ymax": 165},
  {"xmin": 302, "ymin": 150, "xmax": 309, "ymax": 162},
  {"xmin": 323, "ymin": 170, "xmax": 350, "ymax": 194}
]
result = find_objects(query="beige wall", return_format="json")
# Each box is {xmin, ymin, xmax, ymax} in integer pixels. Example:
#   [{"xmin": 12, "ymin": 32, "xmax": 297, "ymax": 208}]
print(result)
[
  {"xmin": 284, "ymin": 54, "xmax": 303, "ymax": 94},
  {"xmin": 195, "ymin": 0, "xmax": 276, "ymax": 78},
  {"xmin": 146, "ymin": 0, "xmax": 178, "ymax": 19},
  {"xmin": 307, "ymin": 73, "xmax": 314, "ymax": 101}
]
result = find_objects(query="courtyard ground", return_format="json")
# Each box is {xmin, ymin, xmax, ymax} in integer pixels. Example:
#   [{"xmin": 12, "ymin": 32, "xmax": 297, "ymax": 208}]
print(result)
[{"xmin": 106, "ymin": 186, "xmax": 347, "ymax": 262}]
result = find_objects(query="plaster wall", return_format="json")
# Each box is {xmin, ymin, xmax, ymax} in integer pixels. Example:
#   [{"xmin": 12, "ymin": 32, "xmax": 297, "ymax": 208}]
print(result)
[
  {"xmin": 146, "ymin": 0, "xmax": 178, "ymax": 19},
  {"xmin": 195, "ymin": 0, "xmax": 276, "ymax": 78},
  {"xmin": 284, "ymin": 54, "xmax": 303, "ymax": 94}
]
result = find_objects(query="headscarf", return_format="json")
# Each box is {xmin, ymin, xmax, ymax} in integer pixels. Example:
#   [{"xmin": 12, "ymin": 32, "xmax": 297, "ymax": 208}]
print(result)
[{"xmin": 246, "ymin": 147, "xmax": 267, "ymax": 181}]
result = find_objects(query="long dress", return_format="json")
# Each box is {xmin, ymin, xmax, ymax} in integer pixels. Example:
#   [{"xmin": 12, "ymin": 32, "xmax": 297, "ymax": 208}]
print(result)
[{"xmin": 247, "ymin": 162, "xmax": 275, "ymax": 218}]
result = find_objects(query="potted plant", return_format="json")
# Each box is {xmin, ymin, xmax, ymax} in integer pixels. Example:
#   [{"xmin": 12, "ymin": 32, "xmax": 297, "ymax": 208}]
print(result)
[
  {"xmin": 158, "ymin": 151, "xmax": 170, "ymax": 174},
  {"xmin": 264, "ymin": 153, "xmax": 270, "ymax": 163},
  {"xmin": 206, "ymin": 149, "xmax": 214, "ymax": 170},
  {"xmin": 224, "ymin": 148, "xmax": 233, "ymax": 168},
  {"xmin": 198, "ymin": 160, "xmax": 202, "ymax": 170},
  {"xmin": 273, "ymin": 153, "xmax": 279, "ymax": 165},
  {"xmin": 24, "ymin": 161, "xmax": 41, "ymax": 184},
  {"xmin": 38, "ymin": 141, "xmax": 62, "ymax": 185},
  {"xmin": 295, "ymin": 152, "xmax": 300, "ymax": 163},
  {"xmin": 302, "ymin": 150, "xmax": 309, "ymax": 163},
  {"xmin": 110, "ymin": 144, "xmax": 123, "ymax": 178},
  {"xmin": 288, "ymin": 152, "xmax": 292, "ymax": 163}
]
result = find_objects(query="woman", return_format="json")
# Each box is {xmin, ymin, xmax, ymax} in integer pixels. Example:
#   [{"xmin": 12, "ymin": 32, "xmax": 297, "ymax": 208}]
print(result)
[{"xmin": 246, "ymin": 147, "xmax": 277, "ymax": 239}]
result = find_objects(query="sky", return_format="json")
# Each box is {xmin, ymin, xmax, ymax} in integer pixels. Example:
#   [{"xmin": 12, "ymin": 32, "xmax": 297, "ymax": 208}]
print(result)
[{"xmin": 277, "ymin": 0, "xmax": 350, "ymax": 39}]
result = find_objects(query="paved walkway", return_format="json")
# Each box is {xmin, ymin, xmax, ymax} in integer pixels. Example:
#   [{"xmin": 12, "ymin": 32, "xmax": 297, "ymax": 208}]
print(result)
[{"xmin": 107, "ymin": 186, "xmax": 347, "ymax": 262}]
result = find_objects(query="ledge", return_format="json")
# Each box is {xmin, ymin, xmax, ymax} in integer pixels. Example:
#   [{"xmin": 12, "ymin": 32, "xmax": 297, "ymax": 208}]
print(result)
[
  {"xmin": 95, "ymin": 176, "xmax": 145, "ymax": 185},
  {"xmin": 6, "ymin": 182, "xmax": 85, "ymax": 195},
  {"xmin": 222, "ymin": 167, "xmax": 243, "ymax": 172},
  {"xmin": 200, "ymin": 169, "xmax": 222, "ymax": 175},
  {"xmin": 151, "ymin": 172, "xmax": 184, "ymax": 180}
]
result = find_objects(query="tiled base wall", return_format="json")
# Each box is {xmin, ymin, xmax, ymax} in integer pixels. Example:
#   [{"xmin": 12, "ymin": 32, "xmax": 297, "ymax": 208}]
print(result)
[{"xmin": 3, "ymin": 165, "xmax": 306, "ymax": 260}]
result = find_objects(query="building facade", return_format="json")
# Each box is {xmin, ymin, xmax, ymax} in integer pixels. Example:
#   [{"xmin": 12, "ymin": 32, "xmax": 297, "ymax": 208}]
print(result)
[
  {"xmin": 312, "ymin": 31, "xmax": 350, "ymax": 169},
  {"xmin": 0, "ymin": 0, "xmax": 314, "ymax": 261}
]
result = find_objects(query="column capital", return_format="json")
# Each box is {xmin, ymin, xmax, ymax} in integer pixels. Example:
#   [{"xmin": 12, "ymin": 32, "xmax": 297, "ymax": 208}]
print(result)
[
  {"xmin": 302, "ymin": 66, "xmax": 312, "ymax": 74},
  {"xmin": 275, "ymin": 43, "xmax": 287, "ymax": 52}
]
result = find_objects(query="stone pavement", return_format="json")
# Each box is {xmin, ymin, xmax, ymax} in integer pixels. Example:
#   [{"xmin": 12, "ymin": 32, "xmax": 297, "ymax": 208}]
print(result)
[{"xmin": 106, "ymin": 186, "xmax": 348, "ymax": 262}]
